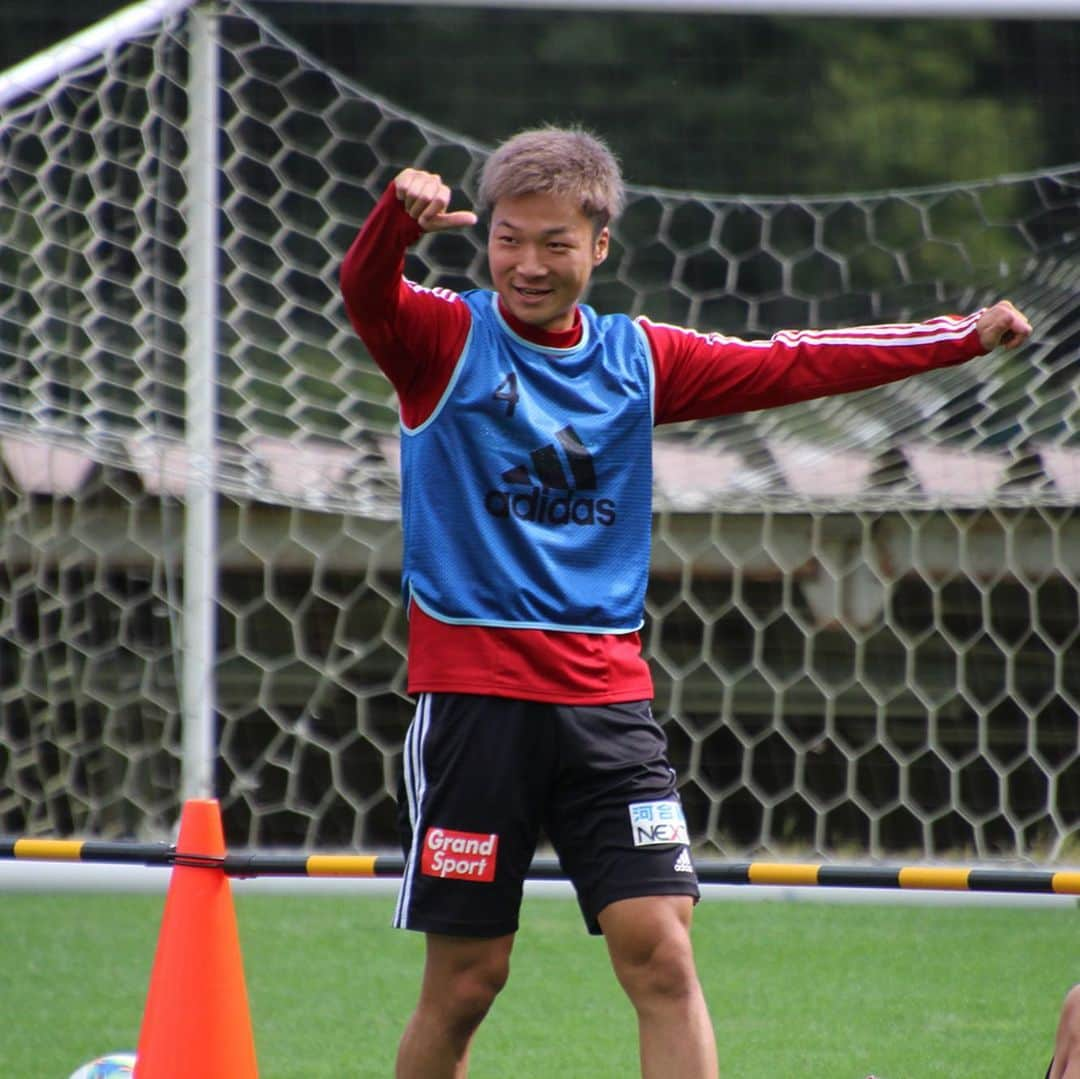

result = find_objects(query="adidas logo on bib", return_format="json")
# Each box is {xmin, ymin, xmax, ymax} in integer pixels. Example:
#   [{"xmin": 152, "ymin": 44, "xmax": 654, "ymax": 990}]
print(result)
[{"xmin": 674, "ymin": 848, "xmax": 695, "ymax": 873}]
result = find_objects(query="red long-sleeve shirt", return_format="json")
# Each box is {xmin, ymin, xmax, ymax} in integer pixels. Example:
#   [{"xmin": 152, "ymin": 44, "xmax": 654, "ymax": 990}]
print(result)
[{"xmin": 340, "ymin": 183, "xmax": 987, "ymax": 703}]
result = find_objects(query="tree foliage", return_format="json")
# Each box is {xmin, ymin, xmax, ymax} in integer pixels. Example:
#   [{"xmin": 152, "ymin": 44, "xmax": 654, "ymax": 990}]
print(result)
[
  {"xmin": 3, "ymin": 5, "xmax": 1077, "ymax": 196},
  {"xmin": 265, "ymin": 5, "xmax": 1075, "ymax": 196}
]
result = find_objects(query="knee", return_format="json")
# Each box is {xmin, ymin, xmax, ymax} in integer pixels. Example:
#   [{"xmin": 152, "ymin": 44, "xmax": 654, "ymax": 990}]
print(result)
[
  {"xmin": 612, "ymin": 931, "xmax": 700, "ymax": 1010},
  {"xmin": 438, "ymin": 954, "xmax": 511, "ymax": 1035},
  {"xmin": 461, "ymin": 956, "xmax": 511, "ymax": 1017}
]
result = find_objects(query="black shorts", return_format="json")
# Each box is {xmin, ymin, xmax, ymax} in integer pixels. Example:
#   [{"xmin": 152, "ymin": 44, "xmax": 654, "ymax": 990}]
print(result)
[{"xmin": 394, "ymin": 693, "xmax": 700, "ymax": 937}]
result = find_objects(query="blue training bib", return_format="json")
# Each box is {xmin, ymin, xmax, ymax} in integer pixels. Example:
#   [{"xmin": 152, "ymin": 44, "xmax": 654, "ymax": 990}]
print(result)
[{"xmin": 400, "ymin": 292, "xmax": 656, "ymax": 633}]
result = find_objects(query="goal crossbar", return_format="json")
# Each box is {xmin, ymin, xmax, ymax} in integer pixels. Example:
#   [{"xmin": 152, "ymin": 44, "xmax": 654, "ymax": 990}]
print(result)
[
  {"xmin": 250, "ymin": 0, "xmax": 1080, "ymax": 16},
  {"xmin": 0, "ymin": 0, "xmax": 194, "ymax": 112}
]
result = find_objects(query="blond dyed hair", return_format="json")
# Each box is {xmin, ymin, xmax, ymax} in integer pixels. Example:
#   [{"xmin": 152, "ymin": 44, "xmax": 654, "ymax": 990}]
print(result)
[{"xmin": 477, "ymin": 125, "xmax": 625, "ymax": 231}]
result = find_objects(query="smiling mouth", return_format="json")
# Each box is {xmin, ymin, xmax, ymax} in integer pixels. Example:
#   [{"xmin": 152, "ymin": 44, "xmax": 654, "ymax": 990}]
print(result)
[{"xmin": 515, "ymin": 286, "xmax": 552, "ymax": 298}]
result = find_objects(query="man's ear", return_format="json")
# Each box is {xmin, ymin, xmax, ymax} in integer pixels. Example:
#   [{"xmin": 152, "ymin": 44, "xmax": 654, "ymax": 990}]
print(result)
[{"xmin": 594, "ymin": 226, "xmax": 610, "ymax": 265}]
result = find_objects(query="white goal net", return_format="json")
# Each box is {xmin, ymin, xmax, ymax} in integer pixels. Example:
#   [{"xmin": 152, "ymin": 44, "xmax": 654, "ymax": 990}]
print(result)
[{"xmin": 1, "ymin": 0, "xmax": 1078, "ymax": 861}]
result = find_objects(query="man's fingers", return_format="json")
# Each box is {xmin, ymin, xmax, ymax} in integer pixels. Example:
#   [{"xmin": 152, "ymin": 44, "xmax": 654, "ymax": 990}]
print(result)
[
  {"xmin": 977, "ymin": 300, "xmax": 1032, "ymax": 351},
  {"xmin": 998, "ymin": 309, "xmax": 1033, "ymax": 349},
  {"xmin": 421, "ymin": 209, "xmax": 479, "ymax": 233},
  {"xmin": 393, "ymin": 168, "xmax": 474, "ymax": 231},
  {"xmin": 393, "ymin": 168, "xmax": 433, "ymax": 206},
  {"xmin": 404, "ymin": 177, "xmax": 447, "ymax": 218},
  {"xmin": 394, "ymin": 169, "xmax": 444, "ymax": 214}
]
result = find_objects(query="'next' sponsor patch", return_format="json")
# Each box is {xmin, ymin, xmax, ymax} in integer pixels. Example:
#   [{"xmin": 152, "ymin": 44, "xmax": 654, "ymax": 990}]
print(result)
[{"xmin": 628, "ymin": 800, "xmax": 689, "ymax": 847}]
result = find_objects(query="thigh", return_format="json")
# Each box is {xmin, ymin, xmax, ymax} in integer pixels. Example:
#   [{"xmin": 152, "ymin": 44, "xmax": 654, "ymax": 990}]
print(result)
[
  {"xmin": 546, "ymin": 701, "xmax": 699, "ymax": 934},
  {"xmin": 395, "ymin": 693, "xmax": 554, "ymax": 937}
]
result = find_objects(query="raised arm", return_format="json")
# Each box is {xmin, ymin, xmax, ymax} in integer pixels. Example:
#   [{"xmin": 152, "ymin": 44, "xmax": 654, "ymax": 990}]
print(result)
[
  {"xmin": 339, "ymin": 170, "xmax": 476, "ymax": 425},
  {"xmin": 647, "ymin": 301, "xmax": 1031, "ymax": 426}
]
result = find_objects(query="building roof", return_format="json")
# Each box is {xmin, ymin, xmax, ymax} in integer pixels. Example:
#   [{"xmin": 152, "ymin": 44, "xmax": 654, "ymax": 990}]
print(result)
[{"xmin": 3, "ymin": 431, "xmax": 1078, "ymax": 514}]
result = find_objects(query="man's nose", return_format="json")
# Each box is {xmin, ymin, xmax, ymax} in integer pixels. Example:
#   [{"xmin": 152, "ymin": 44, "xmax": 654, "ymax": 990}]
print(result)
[{"xmin": 517, "ymin": 244, "xmax": 547, "ymax": 276}]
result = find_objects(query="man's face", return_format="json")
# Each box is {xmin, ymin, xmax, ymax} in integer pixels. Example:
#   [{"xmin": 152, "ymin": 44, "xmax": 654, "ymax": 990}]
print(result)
[{"xmin": 487, "ymin": 191, "xmax": 609, "ymax": 333}]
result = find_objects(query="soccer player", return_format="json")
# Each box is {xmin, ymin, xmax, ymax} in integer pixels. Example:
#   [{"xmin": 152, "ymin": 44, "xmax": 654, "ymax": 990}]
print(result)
[{"xmin": 339, "ymin": 125, "xmax": 1032, "ymax": 1079}]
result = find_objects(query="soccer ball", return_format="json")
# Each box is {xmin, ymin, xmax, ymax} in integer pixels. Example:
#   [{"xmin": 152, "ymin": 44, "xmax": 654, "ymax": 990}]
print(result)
[{"xmin": 68, "ymin": 1052, "xmax": 136, "ymax": 1078}]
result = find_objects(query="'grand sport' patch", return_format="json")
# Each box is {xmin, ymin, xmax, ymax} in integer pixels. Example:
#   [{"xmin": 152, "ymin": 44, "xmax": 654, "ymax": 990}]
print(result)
[{"xmin": 421, "ymin": 827, "xmax": 498, "ymax": 881}]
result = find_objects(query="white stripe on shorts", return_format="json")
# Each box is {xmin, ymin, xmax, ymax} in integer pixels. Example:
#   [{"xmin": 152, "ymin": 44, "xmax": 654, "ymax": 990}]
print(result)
[{"xmin": 393, "ymin": 693, "xmax": 431, "ymax": 929}]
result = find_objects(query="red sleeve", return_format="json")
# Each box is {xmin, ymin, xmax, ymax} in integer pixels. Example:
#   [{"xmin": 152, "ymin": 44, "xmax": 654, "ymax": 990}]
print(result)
[
  {"xmin": 339, "ymin": 183, "xmax": 471, "ymax": 428},
  {"xmin": 643, "ymin": 313, "xmax": 988, "ymax": 425}
]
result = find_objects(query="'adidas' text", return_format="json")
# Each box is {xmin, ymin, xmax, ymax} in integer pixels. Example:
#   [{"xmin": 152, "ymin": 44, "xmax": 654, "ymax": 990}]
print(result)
[{"xmin": 484, "ymin": 486, "xmax": 617, "ymax": 527}]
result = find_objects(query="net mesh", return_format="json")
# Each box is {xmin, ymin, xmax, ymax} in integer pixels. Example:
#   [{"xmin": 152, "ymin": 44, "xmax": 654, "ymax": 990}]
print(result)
[{"xmin": 1, "ymin": 0, "xmax": 1078, "ymax": 859}]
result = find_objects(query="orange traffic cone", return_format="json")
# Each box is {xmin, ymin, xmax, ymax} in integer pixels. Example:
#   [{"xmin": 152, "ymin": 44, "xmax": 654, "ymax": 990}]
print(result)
[{"xmin": 134, "ymin": 799, "xmax": 258, "ymax": 1078}]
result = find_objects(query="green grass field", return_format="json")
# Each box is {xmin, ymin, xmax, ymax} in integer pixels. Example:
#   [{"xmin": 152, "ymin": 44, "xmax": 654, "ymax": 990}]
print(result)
[{"xmin": 3, "ymin": 889, "xmax": 1075, "ymax": 1077}]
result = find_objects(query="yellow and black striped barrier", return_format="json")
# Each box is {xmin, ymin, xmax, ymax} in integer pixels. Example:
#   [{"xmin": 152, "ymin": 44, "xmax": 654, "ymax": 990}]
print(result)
[
  {"xmin": 2, "ymin": 837, "xmax": 1079, "ymax": 895},
  {"xmin": 0, "ymin": 837, "xmax": 176, "ymax": 866}
]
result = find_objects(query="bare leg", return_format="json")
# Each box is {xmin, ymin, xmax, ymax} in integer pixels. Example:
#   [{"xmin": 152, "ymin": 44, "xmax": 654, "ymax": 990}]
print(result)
[
  {"xmin": 1049, "ymin": 985, "xmax": 1080, "ymax": 1079},
  {"xmin": 600, "ymin": 895, "xmax": 719, "ymax": 1079},
  {"xmin": 395, "ymin": 932, "xmax": 514, "ymax": 1079}
]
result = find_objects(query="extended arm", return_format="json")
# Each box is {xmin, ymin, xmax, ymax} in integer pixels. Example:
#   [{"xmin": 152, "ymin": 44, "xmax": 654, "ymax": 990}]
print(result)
[{"xmin": 647, "ymin": 302, "xmax": 1031, "ymax": 425}]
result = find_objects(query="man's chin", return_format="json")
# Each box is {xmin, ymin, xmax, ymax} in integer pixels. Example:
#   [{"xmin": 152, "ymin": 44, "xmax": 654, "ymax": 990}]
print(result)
[{"xmin": 503, "ymin": 296, "xmax": 572, "ymax": 332}]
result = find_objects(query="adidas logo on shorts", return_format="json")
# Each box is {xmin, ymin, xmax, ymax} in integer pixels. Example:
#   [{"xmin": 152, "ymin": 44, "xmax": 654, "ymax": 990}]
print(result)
[{"xmin": 674, "ymin": 848, "xmax": 694, "ymax": 873}]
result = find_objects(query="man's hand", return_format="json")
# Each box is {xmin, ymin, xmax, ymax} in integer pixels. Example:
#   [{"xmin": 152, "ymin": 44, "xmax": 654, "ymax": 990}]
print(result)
[
  {"xmin": 394, "ymin": 168, "xmax": 478, "ymax": 233},
  {"xmin": 976, "ymin": 300, "xmax": 1032, "ymax": 352}
]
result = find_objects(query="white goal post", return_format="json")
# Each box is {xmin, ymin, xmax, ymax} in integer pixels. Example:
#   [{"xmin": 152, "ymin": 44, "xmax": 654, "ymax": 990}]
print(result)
[{"xmin": 1, "ymin": 0, "xmax": 1078, "ymax": 863}]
